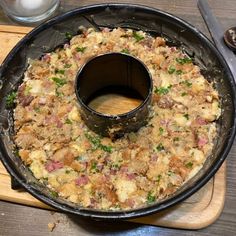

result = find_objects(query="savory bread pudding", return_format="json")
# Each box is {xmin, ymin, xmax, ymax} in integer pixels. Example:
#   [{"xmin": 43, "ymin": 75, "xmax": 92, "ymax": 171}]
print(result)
[{"xmin": 12, "ymin": 27, "xmax": 221, "ymax": 210}]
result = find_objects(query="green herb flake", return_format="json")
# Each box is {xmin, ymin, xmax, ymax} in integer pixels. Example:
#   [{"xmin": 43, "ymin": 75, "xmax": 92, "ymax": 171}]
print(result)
[
  {"xmin": 181, "ymin": 92, "xmax": 188, "ymax": 96},
  {"xmin": 168, "ymin": 66, "xmax": 176, "ymax": 74},
  {"xmin": 121, "ymin": 48, "xmax": 130, "ymax": 54},
  {"xmin": 111, "ymin": 163, "xmax": 120, "ymax": 170},
  {"xmin": 34, "ymin": 107, "xmax": 41, "ymax": 113},
  {"xmin": 91, "ymin": 162, "xmax": 98, "ymax": 172},
  {"xmin": 6, "ymin": 91, "xmax": 17, "ymax": 108},
  {"xmin": 24, "ymin": 85, "xmax": 32, "ymax": 95},
  {"xmin": 147, "ymin": 191, "xmax": 156, "ymax": 204},
  {"xmin": 76, "ymin": 156, "xmax": 83, "ymax": 161},
  {"xmin": 168, "ymin": 170, "xmax": 174, "ymax": 176},
  {"xmin": 176, "ymin": 57, "xmax": 192, "ymax": 65},
  {"xmin": 181, "ymin": 80, "xmax": 192, "ymax": 87},
  {"xmin": 64, "ymin": 63, "xmax": 72, "ymax": 68},
  {"xmin": 65, "ymin": 118, "xmax": 72, "ymax": 124},
  {"xmin": 176, "ymin": 69, "xmax": 183, "ymax": 75},
  {"xmin": 185, "ymin": 162, "xmax": 193, "ymax": 169},
  {"xmin": 76, "ymin": 46, "xmax": 87, "ymax": 53},
  {"xmin": 173, "ymin": 137, "xmax": 180, "ymax": 142},
  {"xmin": 55, "ymin": 69, "xmax": 65, "ymax": 75},
  {"xmin": 50, "ymin": 191, "xmax": 58, "ymax": 198},
  {"xmin": 157, "ymin": 174, "xmax": 162, "ymax": 183},
  {"xmin": 65, "ymin": 170, "xmax": 71, "ymax": 174},
  {"xmin": 159, "ymin": 127, "xmax": 164, "ymax": 135},
  {"xmin": 156, "ymin": 143, "xmax": 165, "ymax": 151},
  {"xmin": 154, "ymin": 85, "xmax": 172, "ymax": 95},
  {"xmin": 85, "ymin": 133, "xmax": 101, "ymax": 148},
  {"xmin": 65, "ymin": 32, "xmax": 72, "ymax": 40},
  {"xmin": 183, "ymin": 113, "xmax": 189, "ymax": 120},
  {"xmin": 133, "ymin": 31, "xmax": 145, "ymax": 42},
  {"xmin": 85, "ymin": 133, "xmax": 113, "ymax": 153},
  {"xmin": 100, "ymin": 145, "xmax": 113, "ymax": 153},
  {"xmin": 50, "ymin": 77, "xmax": 67, "ymax": 87}
]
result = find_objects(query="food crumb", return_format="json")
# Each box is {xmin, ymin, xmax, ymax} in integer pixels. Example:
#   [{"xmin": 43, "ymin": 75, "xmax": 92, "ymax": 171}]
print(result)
[
  {"xmin": 1, "ymin": 213, "xmax": 5, "ymax": 216},
  {"xmin": 48, "ymin": 222, "xmax": 56, "ymax": 232}
]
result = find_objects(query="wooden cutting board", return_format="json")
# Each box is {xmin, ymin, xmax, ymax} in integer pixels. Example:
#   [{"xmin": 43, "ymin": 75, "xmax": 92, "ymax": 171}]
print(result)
[{"xmin": 0, "ymin": 25, "xmax": 226, "ymax": 230}]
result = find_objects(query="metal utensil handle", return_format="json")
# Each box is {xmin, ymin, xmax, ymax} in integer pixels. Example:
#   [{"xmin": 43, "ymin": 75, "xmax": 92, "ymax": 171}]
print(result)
[{"xmin": 198, "ymin": 0, "xmax": 236, "ymax": 81}]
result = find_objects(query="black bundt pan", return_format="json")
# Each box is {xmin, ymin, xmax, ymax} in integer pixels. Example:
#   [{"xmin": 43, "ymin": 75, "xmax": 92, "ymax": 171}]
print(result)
[{"xmin": 0, "ymin": 4, "xmax": 235, "ymax": 220}]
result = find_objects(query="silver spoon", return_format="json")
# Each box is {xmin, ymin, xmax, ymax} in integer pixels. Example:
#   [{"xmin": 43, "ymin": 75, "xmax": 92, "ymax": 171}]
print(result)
[{"xmin": 224, "ymin": 27, "xmax": 236, "ymax": 52}]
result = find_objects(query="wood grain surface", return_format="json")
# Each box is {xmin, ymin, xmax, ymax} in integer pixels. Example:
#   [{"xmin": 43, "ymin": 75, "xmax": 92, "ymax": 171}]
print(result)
[{"xmin": 0, "ymin": 0, "xmax": 236, "ymax": 235}]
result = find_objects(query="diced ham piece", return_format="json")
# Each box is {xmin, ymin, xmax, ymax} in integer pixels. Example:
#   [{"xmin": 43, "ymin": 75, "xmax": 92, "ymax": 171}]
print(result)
[
  {"xmin": 126, "ymin": 173, "xmax": 136, "ymax": 180},
  {"xmin": 196, "ymin": 117, "xmax": 207, "ymax": 125},
  {"xmin": 160, "ymin": 119, "xmax": 169, "ymax": 125},
  {"xmin": 102, "ymin": 27, "xmax": 110, "ymax": 33},
  {"xmin": 125, "ymin": 198, "xmax": 135, "ymax": 208},
  {"xmin": 44, "ymin": 115, "xmax": 63, "ymax": 128},
  {"xmin": 150, "ymin": 155, "xmax": 158, "ymax": 162},
  {"xmin": 120, "ymin": 166, "xmax": 128, "ymax": 173},
  {"xmin": 75, "ymin": 175, "xmax": 89, "ymax": 186},
  {"xmin": 198, "ymin": 137, "xmax": 208, "ymax": 147},
  {"xmin": 19, "ymin": 96, "xmax": 34, "ymax": 107},
  {"xmin": 75, "ymin": 53, "xmax": 81, "ymax": 61},
  {"xmin": 64, "ymin": 44, "xmax": 70, "ymax": 49},
  {"xmin": 45, "ymin": 160, "xmax": 63, "ymax": 172},
  {"xmin": 39, "ymin": 97, "xmax": 47, "ymax": 105},
  {"xmin": 18, "ymin": 84, "xmax": 34, "ymax": 107},
  {"xmin": 42, "ymin": 53, "xmax": 51, "ymax": 62},
  {"xmin": 110, "ymin": 169, "xmax": 117, "ymax": 175}
]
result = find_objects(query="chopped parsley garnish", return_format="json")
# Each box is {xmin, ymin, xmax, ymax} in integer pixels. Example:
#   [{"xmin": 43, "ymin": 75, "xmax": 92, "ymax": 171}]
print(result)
[
  {"xmin": 111, "ymin": 163, "xmax": 121, "ymax": 170},
  {"xmin": 65, "ymin": 32, "xmax": 72, "ymax": 40},
  {"xmin": 50, "ymin": 77, "xmax": 67, "ymax": 87},
  {"xmin": 55, "ymin": 69, "xmax": 65, "ymax": 74},
  {"xmin": 64, "ymin": 64, "xmax": 72, "ymax": 68},
  {"xmin": 168, "ymin": 170, "xmax": 174, "ymax": 176},
  {"xmin": 185, "ymin": 162, "xmax": 193, "ymax": 169},
  {"xmin": 121, "ymin": 48, "xmax": 130, "ymax": 54},
  {"xmin": 65, "ymin": 118, "xmax": 72, "ymax": 124},
  {"xmin": 183, "ymin": 113, "xmax": 189, "ymax": 120},
  {"xmin": 176, "ymin": 57, "xmax": 192, "ymax": 65},
  {"xmin": 156, "ymin": 143, "xmax": 165, "ymax": 151},
  {"xmin": 181, "ymin": 92, "xmax": 188, "ymax": 96},
  {"xmin": 133, "ymin": 31, "xmax": 145, "ymax": 42},
  {"xmin": 173, "ymin": 137, "xmax": 180, "ymax": 142},
  {"xmin": 50, "ymin": 191, "xmax": 58, "ymax": 198},
  {"xmin": 159, "ymin": 127, "xmax": 164, "ymax": 135},
  {"xmin": 6, "ymin": 91, "xmax": 17, "ymax": 108},
  {"xmin": 76, "ymin": 46, "xmax": 87, "ymax": 53},
  {"xmin": 91, "ymin": 162, "xmax": 98, "ymax": 172},
  {"xmin": 154, "ymin": 85, "xmax": 172, "ymax": 95},
  {"xmin": 176, "ymin": 70, "xmax": 183, "ymax": 75},
  {"xmin": 76, "ymin": 156, "xmax": 83, "ymax": 161},
  {"xmin": 34, "ymin": 107, "xmax": 41, "ymax": 113},
  {"xmin": 101, "ymin": 145, "xmax": 113, "ymax": 153},
  {"xmin": 24, "ymin": 85, "xmax": 32, "ymax": 95},
  {"xmin": 147, "ymin": 191, "xmax": 156, "ymax": 204},
  {"xmin": 42, "ymin": 177, "xmax": 48, "ymax": 184},
  {"xmin": 85, "ymin": 133, "xmax": 113, "ymax": 153},
  {"xmin": 180, "ymin": 80, "xmax": 192, "ymax": 87},
  {"xmin": 157, "ymin": 174, "xmax": 162, "ymax": 183},
  {"xmin": 65, "ymin": 170, "xmax": 71, "ymax": 174},
  {"xmin": 168, "ymin": 66, "xmax": 176, "ymax": 74}
]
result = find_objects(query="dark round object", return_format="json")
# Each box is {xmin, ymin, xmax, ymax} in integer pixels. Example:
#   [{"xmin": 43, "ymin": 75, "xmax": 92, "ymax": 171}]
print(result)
[
  {"xmin": 75, "ymin": 53, "xmax": 152, "ymax": 138},
  {"xmin": 224, "ymin": 26, "xmax": 236, "ymax": 51},
  {"xmin": 0, "ymin": 4, "xmax": 235, "ymax": 220}
]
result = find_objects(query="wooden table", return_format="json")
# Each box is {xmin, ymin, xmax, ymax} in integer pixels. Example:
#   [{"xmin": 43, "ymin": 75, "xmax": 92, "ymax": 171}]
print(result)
[{"xmin": 0, "ymin": 0, "xmax": 236, "ymax": 235}]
